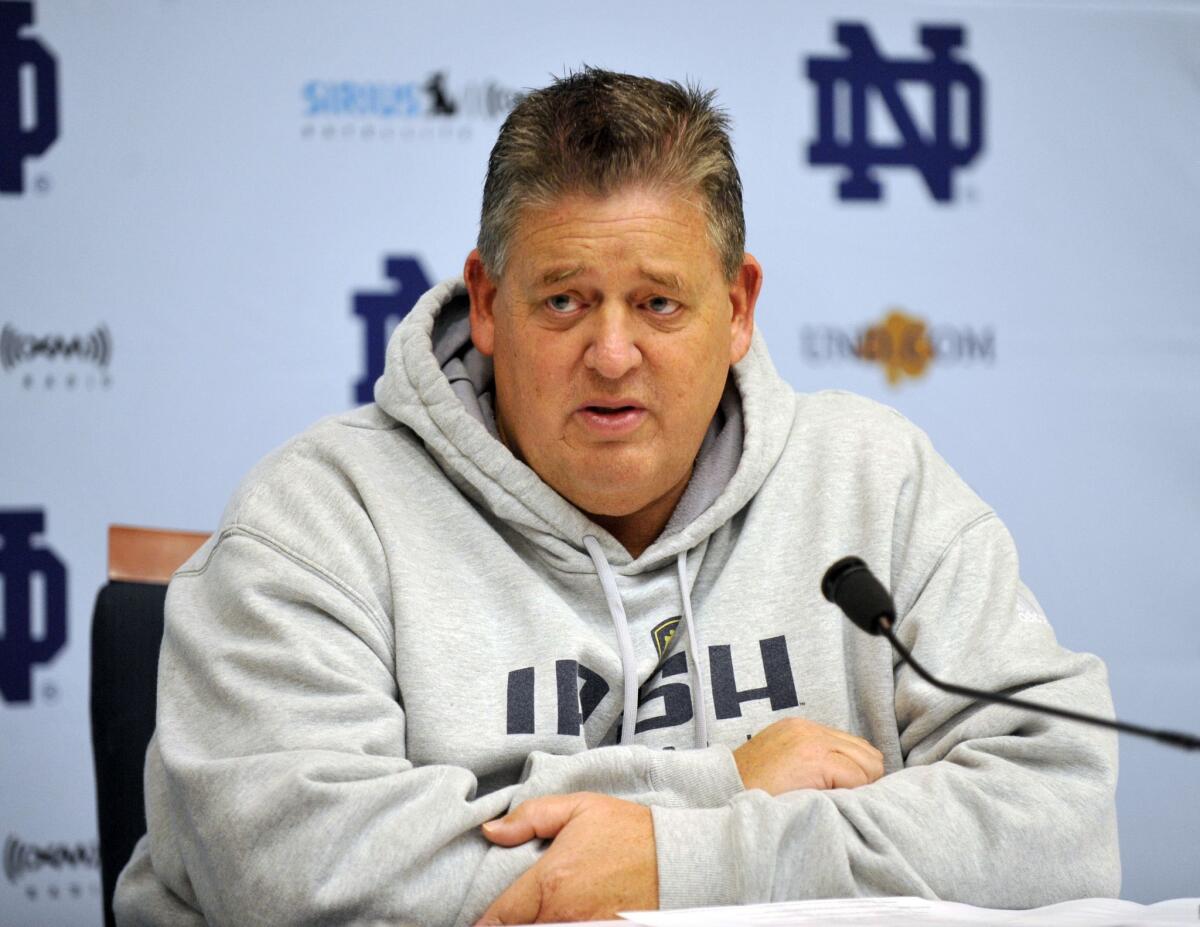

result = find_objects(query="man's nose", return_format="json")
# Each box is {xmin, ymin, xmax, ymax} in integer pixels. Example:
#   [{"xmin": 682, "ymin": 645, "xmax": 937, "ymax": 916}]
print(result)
[{"xmin": 583, "ymin": 303, "xmax": 643, "ymax": 380}]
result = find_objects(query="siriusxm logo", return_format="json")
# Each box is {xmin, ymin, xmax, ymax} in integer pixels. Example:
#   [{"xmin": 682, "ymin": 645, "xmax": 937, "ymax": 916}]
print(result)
[
  {"xmin": 304, "ymin": 71, "xmax": 519, "ymax": 120},
  {"xmin": 806, "ymin": 22, "xmax": 984, "ymax": 201},
  {"xmin": 0, "ymin": 510, "xmax": 68, "ymax": 704},
  {"xmin": 353, "ymin": 257, "xmax": 434, "ymax": 404},
  {"xmin": 3, "ymin": 835, "xmax": 99, "ymax": 885},
  {"xmin": 0, "ymin": 0, "xmax": 59, "ymax": 194},
  {"xmin": 1, "ymin": 322, "xmax": 114, "ymax": 391},
  {"xmin": 1, "ymin": 323, "xmax": 112, "ymax": 371}
]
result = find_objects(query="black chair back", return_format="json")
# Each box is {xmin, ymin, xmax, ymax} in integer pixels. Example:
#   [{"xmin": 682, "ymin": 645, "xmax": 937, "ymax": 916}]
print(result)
[
  {"xmin": 90, "ymin": 579, "xmax": 167, "ymax": 927},
  {"xmin": 90, "ymin": 525, "xmax": 208, "ymax": 927}
]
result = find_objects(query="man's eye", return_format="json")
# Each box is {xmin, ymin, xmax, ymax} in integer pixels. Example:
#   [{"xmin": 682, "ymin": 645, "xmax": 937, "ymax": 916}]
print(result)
[
  {"xmin": 646, "ymin": 296, "xmax": 681, "ymax": 315},
  {"xmin": 546, "ymin": 294, "xmax": 580, "ymax": 313}
]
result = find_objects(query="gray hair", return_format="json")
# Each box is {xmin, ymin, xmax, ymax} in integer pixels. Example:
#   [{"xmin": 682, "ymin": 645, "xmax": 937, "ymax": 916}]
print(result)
[{"xmin": 478, "ymin": 67, "xmax": 745, "ymax": 281}]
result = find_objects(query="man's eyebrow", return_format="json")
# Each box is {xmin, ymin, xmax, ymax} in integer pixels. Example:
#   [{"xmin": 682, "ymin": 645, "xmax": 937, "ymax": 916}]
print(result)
[
  {"xmin": 541, "ymin": 266, "xmax": 585, "ymax": 286},
  {"xmin": 640, "ymin": 268, "xmax": 684, "ymax": 291}
]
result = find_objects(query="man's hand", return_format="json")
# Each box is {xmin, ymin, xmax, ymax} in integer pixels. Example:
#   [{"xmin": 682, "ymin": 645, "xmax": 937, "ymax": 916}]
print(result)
[
  {"xmin": 734, "ymin": 717, "xmax": 884, "ymax": 795},
  {"xmin": 475, "ymin": 793, "xmax": 657, "ymax": 925}
]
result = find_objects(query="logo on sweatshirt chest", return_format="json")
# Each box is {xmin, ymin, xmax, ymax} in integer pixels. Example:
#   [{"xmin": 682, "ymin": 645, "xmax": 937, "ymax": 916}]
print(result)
[
  {"xmin": 651, "ymin": 616, "xmax": 680, "ymax": 659},
  {"xmin": 504, "ymin": 634, "xmax": 801, "ymax": 738}
]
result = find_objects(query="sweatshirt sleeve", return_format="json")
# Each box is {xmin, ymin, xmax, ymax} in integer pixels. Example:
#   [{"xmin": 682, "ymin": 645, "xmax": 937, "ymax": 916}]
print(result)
[
  {"xmin": 120, "ymin": 527, "xmax": 739, "ymax": 927},
  {"xmin": 652, "ymin": 514, "xmax": 1121, "ymax": 910}
]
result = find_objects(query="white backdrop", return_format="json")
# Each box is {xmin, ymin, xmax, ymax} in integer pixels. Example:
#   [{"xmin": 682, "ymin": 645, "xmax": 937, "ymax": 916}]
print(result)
[{"xmin": 2, "ymin": 1, "xmax": 1198, "ymax": 922}]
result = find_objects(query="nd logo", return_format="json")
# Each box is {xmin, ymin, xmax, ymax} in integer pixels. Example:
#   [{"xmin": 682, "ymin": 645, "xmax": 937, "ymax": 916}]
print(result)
[
  {"xmin": 0, "ymin": 510, "xmax": 68, "ymax": 704},
  {"xmin": 352, "ymin": 257, "xmax": 433, "ymax": 404},
  {"xmin": 806, "ymin": 22, "xmax": 985, "ymax": 202},
  {"xmin": 0, "ymin": 1, "xmax": 59, "ymax": 195}
]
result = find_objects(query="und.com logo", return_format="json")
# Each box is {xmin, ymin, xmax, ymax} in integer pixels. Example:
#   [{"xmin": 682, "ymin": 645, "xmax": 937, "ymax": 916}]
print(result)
[
  {"xmin": 801, "ymin": 308, "xmax": 995, "ymax": 387},
  {"xmin": 0, "ymin": 510, "xmax": 68, "ymax": 704},
  {"xmin": 805, "ymin": 22, "xmax": 984, "ymax": 201},
  {"xmin": 0, "ymin": 0, "xmax": 58, "ymax": 195}
]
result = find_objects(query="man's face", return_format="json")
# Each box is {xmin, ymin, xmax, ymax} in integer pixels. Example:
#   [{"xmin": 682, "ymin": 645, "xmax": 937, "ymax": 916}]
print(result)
[{"xmin": 465, "ymin": 186, "xmax": 760, "ymax": 529}]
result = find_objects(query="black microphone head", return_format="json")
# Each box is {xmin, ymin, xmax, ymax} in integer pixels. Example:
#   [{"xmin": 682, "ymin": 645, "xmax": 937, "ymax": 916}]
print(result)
[{"xmin": 821, "ymin": 556, "xmax": 896, "ymax": 636}]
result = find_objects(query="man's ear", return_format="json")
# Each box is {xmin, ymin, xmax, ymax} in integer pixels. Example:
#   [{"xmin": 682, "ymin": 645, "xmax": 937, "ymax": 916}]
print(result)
[
  {"xmin": 728, "ymin": 253, "xmax": 763, "ymax": 365},
  {"xmin": 465, "ymin": 249, "xmax": 498, "ymax": 357}
]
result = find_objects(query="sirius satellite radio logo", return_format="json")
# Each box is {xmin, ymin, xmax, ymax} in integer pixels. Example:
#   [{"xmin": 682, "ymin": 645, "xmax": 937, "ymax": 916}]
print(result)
[
  {"xmin": 302, "ymin": 70, "xmax": 521, "ymax": 142},
  {"xmin": 805, "ymin": 22, "xmax": 984, "ymax": 201},
  {"xmin": 0, "ymin": 0, "xmax": 59, "ymax": 195},
  {"xmin": 0, "ymin": 510, "xmax": 68, "ymax": 705}
]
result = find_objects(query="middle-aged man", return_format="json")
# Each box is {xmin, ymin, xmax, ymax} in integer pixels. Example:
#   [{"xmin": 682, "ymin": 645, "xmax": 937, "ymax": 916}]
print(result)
[{"xmin": 115, "ymin": 69, "xmax": 1120, "ymax": 926}]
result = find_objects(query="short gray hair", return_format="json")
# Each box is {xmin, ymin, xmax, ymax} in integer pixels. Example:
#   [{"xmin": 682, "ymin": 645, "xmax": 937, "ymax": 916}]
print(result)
[{"xmin": 478, "ymin": 67, "xmax": 745, "ymax": 281}]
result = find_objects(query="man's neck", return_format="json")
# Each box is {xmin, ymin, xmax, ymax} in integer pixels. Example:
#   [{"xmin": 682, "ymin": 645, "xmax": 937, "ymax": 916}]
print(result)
[
  {"xmin": 586, "ymin": 472, "xmax": 691, "ymax": 559},
  {"xmin": 493, "ymin": 404, "xmax": 692, "ymax": 559}
]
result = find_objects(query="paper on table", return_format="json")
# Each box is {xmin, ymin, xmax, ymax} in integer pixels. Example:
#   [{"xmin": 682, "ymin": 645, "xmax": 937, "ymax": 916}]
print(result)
[{"xmin": 620, "ymin": 896, "xmax": 1200, "ymax": 926}]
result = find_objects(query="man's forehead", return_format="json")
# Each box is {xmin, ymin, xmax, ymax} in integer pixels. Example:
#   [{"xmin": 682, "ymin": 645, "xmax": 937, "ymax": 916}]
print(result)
[{"xmin": 502, "ymin": 187, "xmax": 718, "ymax": 288}]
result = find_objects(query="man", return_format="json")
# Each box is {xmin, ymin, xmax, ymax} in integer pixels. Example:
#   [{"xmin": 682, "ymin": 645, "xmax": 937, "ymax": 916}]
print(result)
[{"xmin": 116, "ymin": 69, "xmax": 1119, "ymax": 926}]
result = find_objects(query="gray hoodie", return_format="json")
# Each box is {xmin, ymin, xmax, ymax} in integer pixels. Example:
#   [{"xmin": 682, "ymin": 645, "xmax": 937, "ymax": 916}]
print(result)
[{"xmin": 115, "ymin": 280, "xmax": 1120, "ymax": 926}]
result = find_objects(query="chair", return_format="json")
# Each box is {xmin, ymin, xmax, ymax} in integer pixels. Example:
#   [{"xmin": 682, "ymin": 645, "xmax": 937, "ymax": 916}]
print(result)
[{"xmin": 90, "ymin": 524, "xmax": 209, "ymax": 927}]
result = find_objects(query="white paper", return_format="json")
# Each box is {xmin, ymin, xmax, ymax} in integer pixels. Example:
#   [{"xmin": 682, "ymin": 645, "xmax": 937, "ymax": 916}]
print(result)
[{"xmin": 620, "ymin": 896, "xmax": 1200, "ymax": 926}]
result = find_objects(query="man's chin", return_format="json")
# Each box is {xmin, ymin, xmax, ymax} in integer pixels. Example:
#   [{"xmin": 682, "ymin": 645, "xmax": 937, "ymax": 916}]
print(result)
[
  {"xmin": 557, "ymin": 470, "xmax": 689, "ymax": 524},
  {"xmin": 557, "ymin": 480, "xmax": 659, "ymax": 520}
]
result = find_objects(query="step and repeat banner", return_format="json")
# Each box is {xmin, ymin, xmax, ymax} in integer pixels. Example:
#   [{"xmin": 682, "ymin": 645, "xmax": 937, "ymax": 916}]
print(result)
[{"xmin": 3, "ymin": 1, "xmax": 1198, "ymax": 922}]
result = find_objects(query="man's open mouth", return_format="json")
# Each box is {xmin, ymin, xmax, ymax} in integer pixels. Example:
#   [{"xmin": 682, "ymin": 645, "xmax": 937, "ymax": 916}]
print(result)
[{"xmin": 576, "ymin": 403, "xmax": 648, "ymax": 434}]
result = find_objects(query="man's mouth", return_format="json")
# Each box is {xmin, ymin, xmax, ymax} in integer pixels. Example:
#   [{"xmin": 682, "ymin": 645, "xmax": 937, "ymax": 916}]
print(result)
[
  {"xmin": 584, "ymin": 403, "xmax": 643, "ymax": 415},
  {"xmin": 575, "ymin": 402, "xmax": 648, "ymax": 436}
]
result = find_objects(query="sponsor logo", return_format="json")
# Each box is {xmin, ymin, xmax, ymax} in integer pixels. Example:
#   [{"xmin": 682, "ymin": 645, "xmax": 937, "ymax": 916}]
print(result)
[
  {"xmin": 3, "ymin": 835, "xmax": 100, "ymax": 903},
  {"xmin": 805, "ymin": 22, "xmax": 984, "ymax": 201},
  {"xmin": 0, "ymin": 0, "xmax": 58, "ymax": 195},
  {"xmin": 1, "ymin": 322, "xmax": 115, "ymax": 390},
  {"xmin": 800, "ymin": 308, "xmax": 996, "ymax": 386},
  {"xmin": 352, "ymin": 256, "xmax": 433, "ymax": 404},
  {"xmin": 301, "ymin": 70, "xmax": 521, "ymax": 142},
  {"xmin": 0, "ymin": 510, "xmax": 68, "ymax": 704}
]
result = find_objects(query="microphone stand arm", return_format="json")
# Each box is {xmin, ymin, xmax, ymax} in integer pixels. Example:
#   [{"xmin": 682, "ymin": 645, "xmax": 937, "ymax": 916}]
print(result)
[{"xmin": 877, "ymin": 616, "xmax": 1200, "ymax": 752}]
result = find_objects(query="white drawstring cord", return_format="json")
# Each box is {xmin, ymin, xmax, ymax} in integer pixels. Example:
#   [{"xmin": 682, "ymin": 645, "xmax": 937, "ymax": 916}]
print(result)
[
  {"xmin": 676, "ymin": 550, "xmax": 709, "ymax": 749},
  {"xmin": 583, "ymin": 535, "xmax": 639, "ymax": 746}
]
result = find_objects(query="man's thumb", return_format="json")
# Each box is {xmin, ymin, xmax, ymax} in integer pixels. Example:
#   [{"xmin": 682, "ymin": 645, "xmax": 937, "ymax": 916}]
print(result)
[{"xmin": 480, "ymin": 793, "xmax": 587, "ymax": 846}]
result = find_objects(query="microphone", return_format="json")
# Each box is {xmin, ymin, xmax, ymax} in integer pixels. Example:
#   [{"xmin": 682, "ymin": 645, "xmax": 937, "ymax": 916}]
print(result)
[{"xmin": 821, "ymin": 556, "xmax": 1200, "ymax": 752}]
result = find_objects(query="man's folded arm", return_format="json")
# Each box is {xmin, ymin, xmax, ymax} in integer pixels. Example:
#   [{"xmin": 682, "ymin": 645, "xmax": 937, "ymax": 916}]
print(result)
[
  {"xmin": 124, "ymin": 529, "xmax": 740, "ymax": 927},
  {"xmin": 652, "ymin": 517, "xmax": 1121, "ymax": 911}
]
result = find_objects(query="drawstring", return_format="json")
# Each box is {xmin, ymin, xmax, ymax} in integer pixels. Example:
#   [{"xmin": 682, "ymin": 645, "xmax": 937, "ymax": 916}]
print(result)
[
  {"xmin": 676, "ymin": 550, "xmax": 709, "ymax": 749},
  {"xmin": 582, "ymin": 535, "xmax": 708, "ymax": 750},
  {"xmin": 583, "ymin": 536, "xmax": 639, "ymax": 746}
]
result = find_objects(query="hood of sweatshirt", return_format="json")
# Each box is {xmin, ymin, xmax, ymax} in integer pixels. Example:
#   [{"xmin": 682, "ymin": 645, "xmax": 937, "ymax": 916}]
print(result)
[
  {"xmin": 374, "ymin": 278, "xmax": 796, "ymax": 575},
  {"xmin": 374, "ymin": 278, "xmax": 797, "ymax": 748}
]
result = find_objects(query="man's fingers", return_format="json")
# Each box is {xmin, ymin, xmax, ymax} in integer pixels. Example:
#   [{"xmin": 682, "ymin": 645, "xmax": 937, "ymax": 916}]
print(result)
[
  {"xmin": 474, "ymin": 866, "xmax": 543, "ymax": 926},
  {"xmin": 481, "ymin": 792, "xmax": 589, "ymax": 847},
  {"xmin": 826, "ymin": 750, "xmax": 873, "ymax": 790},
  {"xmin": 824, "ymin": 733, "xmax": 885, "ymax": 783},
  {"xmin": 820, "ymin": 725, "xmax": 884, "ymax": 762}
]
